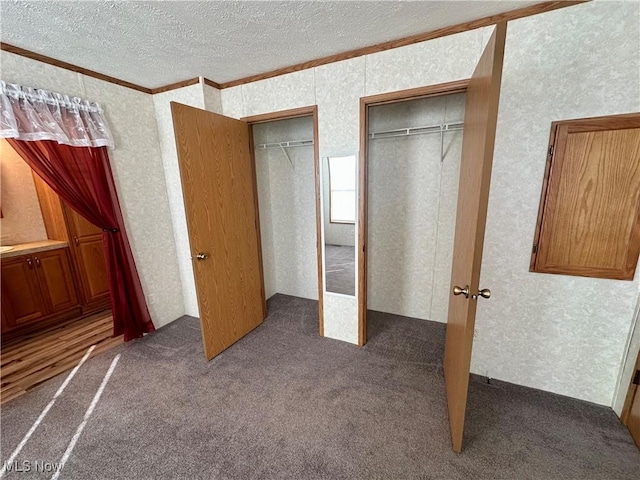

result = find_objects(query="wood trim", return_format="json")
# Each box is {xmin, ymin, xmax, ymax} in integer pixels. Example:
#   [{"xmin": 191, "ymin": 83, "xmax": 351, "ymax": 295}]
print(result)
[
  {"xmin": 242, "ymin": 106, "xmax": 318, "ymax": 124},
  {"xmin": 150, "ymin": 77, "xmax": 201, "ymax": 94},
  {"xmin": 313, "ymin": 107, "xmax": 324, "ymax": 336},
  {"xmin": 244, "ymin": 106, "xmax": 324, "ymax": 336},
  {"xmin": 0, "ymin": 43, "xmax": 221, "ymax": 95},
  {"xmin": 0, "ymin": 42, "xmax": 152, "ymax": 94},
  {"xmin": 203, "ymin": 78, "xmax": 222, "ymax": 90},
  {"xmin": 358, "ymin": 97, "xmax": 368, "ymax": 347},
  {"xmin": 622, "ymin": 344, "xmax": 640, "ymax": 425},
  {"xmin": 360, "ymin": 80, "xmax": 469, "ymax": 107},
  {"xmin": 150, "ymin": 77, "xmax": 222, "ymax": 95},
  {"xmin": 218, "ymin": 1, "xmax": 585, "ymax": 89},
  {"xmin": 529, "ymin": 123, "xmax": 559, "ymax": 271},
  {"xmin": 247, "ymin": 125, "xmax": 268, "ymax": 320},
  {"xmin": 2, "ymin": 2, "xmax": 584, "ymax": 95},
  {"xmin": 358, "ymin": 79, "xmax": 470, "ymax": 346}
]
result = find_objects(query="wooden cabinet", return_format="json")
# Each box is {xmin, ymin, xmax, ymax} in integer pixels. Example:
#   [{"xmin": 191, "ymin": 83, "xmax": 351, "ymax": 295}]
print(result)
[
  {"xmin": 531, "ymin": 113, "xmax": 640, "ymax": 280},
  {"xmin": 31, "ymin": 173, "xmax": 111, "ymax": 314},
  {"xmin": 1, "ymin": 255, "xmax": 48, "ymax": 326},
  {"xmin": 1, "ymin": 248, "xmax": 79, "ymax": 332},
  {"xmin": 63, "ymin": 205, "xmax": 110, "ymax": 311},
  {"xmin": 35, "ymin": 249, "xmax": 79, "ymax": 314}
]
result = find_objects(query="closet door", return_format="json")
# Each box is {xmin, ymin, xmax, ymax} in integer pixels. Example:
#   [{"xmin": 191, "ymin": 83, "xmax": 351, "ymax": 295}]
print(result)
[
  {"xmin": 443, "ymin": 23, "xmax": 506, "ymax": 453},
  {"xmin": 171, "ymin": 102, "xmax": 266, "ymax": 361}
]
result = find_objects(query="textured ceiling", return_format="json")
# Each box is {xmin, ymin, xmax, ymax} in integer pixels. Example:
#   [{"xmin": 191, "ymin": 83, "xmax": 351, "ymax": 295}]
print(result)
[{"xmin": 0, "ymin": 0, "xmax": 542, "ymax": 88}]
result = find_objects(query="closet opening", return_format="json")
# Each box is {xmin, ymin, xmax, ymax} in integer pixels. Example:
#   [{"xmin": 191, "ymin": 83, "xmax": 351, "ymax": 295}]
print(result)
[
  {"xmin": 1, "ymin": 139, "xmax": 120, "ymax": 404},
  {"xmin": 358, "ymin": 80, "xmax": 469, "ymax": 345},
  {"xmin": 244, "ymin": 107, "xmax": 324, "ymax": 334}
]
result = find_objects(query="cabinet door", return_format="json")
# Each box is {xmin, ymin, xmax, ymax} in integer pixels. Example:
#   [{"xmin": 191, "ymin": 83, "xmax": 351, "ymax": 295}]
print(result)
[
  {"xmin": 63, "ymin": 205, "xmax": 110, "ymax": 308},
  {"xmin": 1, "ymin": 255, "xmax": 48, "ymax": 328},
  {"xmin": 34, "ymin": 248, "xmax": 79, "ymax": 314}
]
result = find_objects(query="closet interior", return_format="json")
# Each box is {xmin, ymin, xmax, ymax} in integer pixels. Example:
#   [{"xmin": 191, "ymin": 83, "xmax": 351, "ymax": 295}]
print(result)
[
  {"xmin": 252, "ymin": 116, "xmax": 318, "ymax": 308},
  {"xmin": 367, "ymin": 93, "xmax": 466, "ymax": 323}
]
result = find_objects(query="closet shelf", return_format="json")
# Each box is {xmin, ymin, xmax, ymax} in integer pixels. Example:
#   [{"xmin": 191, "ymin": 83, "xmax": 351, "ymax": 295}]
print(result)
[
  {"xmin": 369, "ymin": 121, "xmax": 464, "ymax": 139},
  {"xmin": 256, "ymin": 139, "xmax": 314, "ymax": 150}
]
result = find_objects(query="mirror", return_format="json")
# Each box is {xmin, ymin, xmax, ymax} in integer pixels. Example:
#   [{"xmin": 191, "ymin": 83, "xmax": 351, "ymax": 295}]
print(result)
[{"xmin": 322, "ymin": 154, "xmax": 357, "ymax": 296}]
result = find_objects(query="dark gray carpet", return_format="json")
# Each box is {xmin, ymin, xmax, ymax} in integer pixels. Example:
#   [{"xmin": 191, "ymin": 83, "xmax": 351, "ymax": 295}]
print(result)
[
  {"xmin": 1, "ymin": 295, "xmax": 639, "ymax": 479},
  {"xmin": 325, "ymin": 244, "xmax": 355, "ymax": 296}
]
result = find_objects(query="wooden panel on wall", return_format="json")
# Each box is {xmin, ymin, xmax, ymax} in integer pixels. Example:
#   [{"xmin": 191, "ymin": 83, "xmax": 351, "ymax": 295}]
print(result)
[
  {"xmin": 531, "ymin": 113, "xmax": 640, "ymax": 280},
  {"xmin": 31, "ymin": 171, "xmax": 68, "ymax": 242}
]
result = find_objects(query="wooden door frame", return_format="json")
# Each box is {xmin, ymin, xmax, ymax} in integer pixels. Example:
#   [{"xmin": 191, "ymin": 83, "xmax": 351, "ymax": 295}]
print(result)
[
  {"xmin": 242, "ymin": 106, "xmax": 324, "ymax": 336},
  {"xmin": 622, "ymin": 345, "xmax": 640, "ymax": 424},
  {"xmin": 357, "ymin": 79, "xmax": 470, "ymax": 346}
]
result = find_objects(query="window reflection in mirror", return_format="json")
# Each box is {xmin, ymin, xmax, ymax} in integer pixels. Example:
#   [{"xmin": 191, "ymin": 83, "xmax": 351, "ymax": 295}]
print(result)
[{"xmin": 323, "ymin": 155, "xmax": 356, "ymax": 296}]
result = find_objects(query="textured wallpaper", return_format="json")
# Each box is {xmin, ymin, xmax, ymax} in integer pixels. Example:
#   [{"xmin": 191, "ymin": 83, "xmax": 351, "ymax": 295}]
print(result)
[
  {"xmin": 152, "ymin": 84, "xmax": 210, "ymax": 318},
  {"xmin": 367, "ymin": 94, "xmax": 465, "ymax": 323},
  {"xmin": 253, "ymin": 117, "xmax": 318, "ymax": 301},
  {"xmin": 471, "ymin": 1, "xmax": 640, "ymax": 406},
  {"xmin": 218, "ymin": 1, "xmax": 640, "ymax": 407},
  {"xmin": 81, "ymin": 76, "xmax": 185, "ymax": 328},
  {"xmin": 0, "ymin": 50, "xmax": 186, "ymax": 328},
  {"xmin": 0, "ymin": 139, "xmax": 48, "ymax": 245},
  {"xmin": 4, "ymin": 1, "xmax": 635, "ymax": 408},
  {"xmin": 254, "ymin": 148, "xmax": 277, "ymax": 299}
]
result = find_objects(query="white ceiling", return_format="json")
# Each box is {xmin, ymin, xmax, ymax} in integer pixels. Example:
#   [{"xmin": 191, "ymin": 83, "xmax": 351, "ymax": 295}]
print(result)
[{"xmin": 0, "ymin": 1, "xmax": 542, "ymax": 89}]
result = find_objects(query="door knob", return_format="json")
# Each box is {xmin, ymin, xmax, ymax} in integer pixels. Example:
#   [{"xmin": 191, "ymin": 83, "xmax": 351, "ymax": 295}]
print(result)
[
  {"xmin": 471, "ymin": 288, "xmax": 491, "ymax": 300},
  {"xmin": 452, "ymin": 285, "xmax": 469, "ymax": 298},
  {"xmin": 478, "ymin": 288, "xmax": 491, "ymax": 299},
  {"xmin": 196, "ymin": 252, "xmax": 209, "ymax": 261}
]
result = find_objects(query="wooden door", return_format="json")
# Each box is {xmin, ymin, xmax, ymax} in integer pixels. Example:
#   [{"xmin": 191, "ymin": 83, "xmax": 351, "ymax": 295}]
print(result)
[
  {"xmin": 628, "ymin": 391, "xmax": 640, "ymax": 448},
  {"xmin": 171, "ymin": 102, "xmax": 266, "ymax": 360},
  {"xmin": 623, "ymin": 349, "xmax": 640, "ymax": 448},
  {"xmin": 1, "ymin": 255, "xmax": 47, "ymax": 328},
  {"xmin": 34, "ymin": 248, "xmax": 79, "ymax": 314},
  {"xmin": 443, "ymin": 23, "xmax": 506, "ymax": 453},
  {"xmin": 63, "ymin": 204, "xmax": 110, "ymax": 309}
]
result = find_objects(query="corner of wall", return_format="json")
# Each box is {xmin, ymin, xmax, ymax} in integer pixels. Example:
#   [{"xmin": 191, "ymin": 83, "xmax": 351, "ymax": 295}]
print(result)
[{"xmin": 151, "ymin": 83, "xmax": 209, "ymax": 319}]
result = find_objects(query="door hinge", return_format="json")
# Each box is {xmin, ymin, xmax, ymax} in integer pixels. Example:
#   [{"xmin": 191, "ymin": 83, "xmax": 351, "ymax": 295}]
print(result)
[
  {"xmin": 532, "ymin": 244, "xmax": 538, "ymax": 254},
  {"xmin": 548, "ymin": 145, "xmax": 554, "ymax": 157},
  {"xmin": 633, "ymin": 369, "xmax": 640, "ymax": 385}
]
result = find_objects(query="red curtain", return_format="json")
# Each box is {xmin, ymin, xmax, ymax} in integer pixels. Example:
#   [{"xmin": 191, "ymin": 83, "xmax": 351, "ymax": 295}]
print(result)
[{"xmin": 8, "ymin": 139, "xmax": 154, "ymax": 341}]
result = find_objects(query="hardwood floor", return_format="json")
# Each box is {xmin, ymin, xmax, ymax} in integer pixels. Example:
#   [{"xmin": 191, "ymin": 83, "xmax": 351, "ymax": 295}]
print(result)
[{"xmin": 0, "ymin": 311, "xmax": 122, "ymax": 405}]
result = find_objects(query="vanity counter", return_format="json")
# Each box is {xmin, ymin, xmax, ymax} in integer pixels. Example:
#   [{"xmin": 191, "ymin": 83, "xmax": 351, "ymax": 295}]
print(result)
[{"xmin": 0, "ymin": 240, "xmax": 69, "ymax": 259}]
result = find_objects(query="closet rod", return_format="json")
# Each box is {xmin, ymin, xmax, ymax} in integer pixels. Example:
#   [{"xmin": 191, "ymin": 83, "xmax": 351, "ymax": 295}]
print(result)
[
  {"xmin": 369, "ymin": 121, "xmax": 464, "ymax": 139},
  {"xmin": 256, "ymin": 139, "xmax": 314, "ymax": 150}
]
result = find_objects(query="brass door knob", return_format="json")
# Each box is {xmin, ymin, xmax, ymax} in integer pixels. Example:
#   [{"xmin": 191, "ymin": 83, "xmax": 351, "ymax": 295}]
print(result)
[
  {"xmin": 452, "ymin": 285, "xmax": 469, "ymax": 298},
  {"xmin": 472, "ymin": 288, "xmax": 491, "ymax": 300},
  {"xmin": 196, "ymin": 252, "xmax": 209, "ymax": 261}
]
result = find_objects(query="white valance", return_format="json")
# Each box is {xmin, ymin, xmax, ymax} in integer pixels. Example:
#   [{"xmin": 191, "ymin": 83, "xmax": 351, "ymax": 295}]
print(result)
[{"xmin": 0, "ymin": 81, "xmax": 114, "ymax": 148}]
